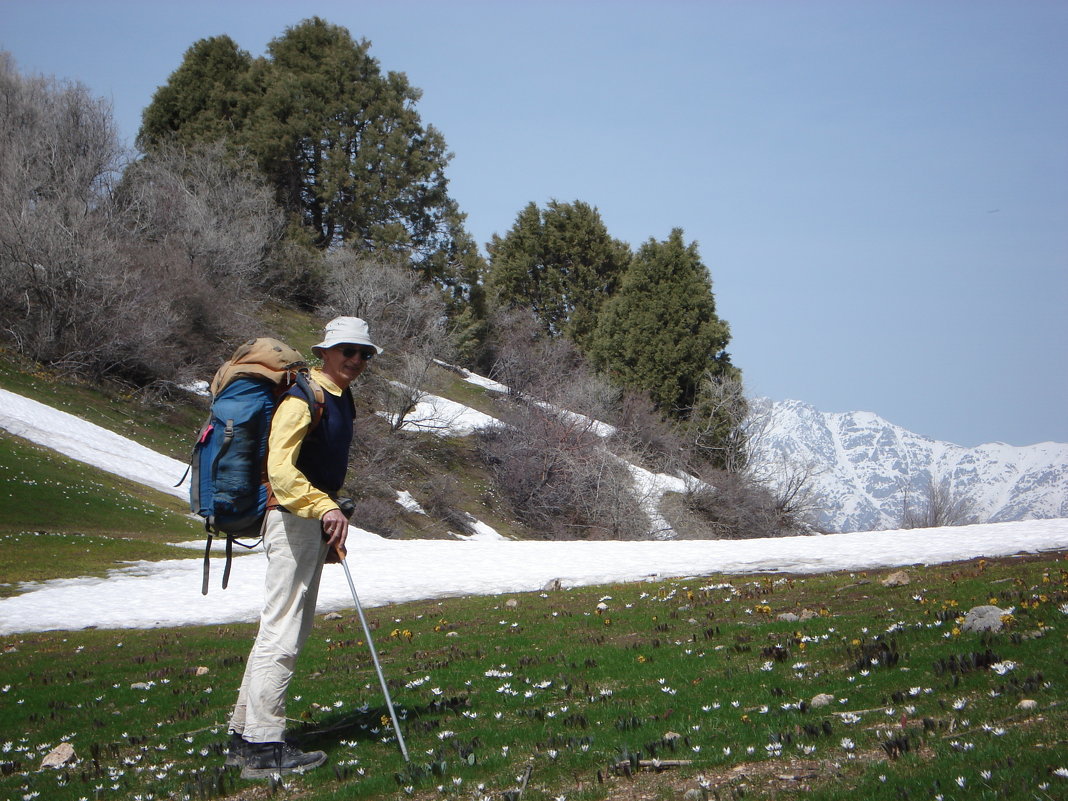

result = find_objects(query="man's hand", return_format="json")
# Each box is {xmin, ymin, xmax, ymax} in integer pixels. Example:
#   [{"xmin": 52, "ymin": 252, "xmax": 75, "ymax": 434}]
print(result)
[{"xmin": 321, "ymin": 507, "xmax": 349, "ymax": 562}]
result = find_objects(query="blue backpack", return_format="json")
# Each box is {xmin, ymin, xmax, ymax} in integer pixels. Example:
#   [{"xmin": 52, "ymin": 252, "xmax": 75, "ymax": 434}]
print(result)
[{"xmin": 187, "ymin": 338, "xmax": 324, "ymax": 594}]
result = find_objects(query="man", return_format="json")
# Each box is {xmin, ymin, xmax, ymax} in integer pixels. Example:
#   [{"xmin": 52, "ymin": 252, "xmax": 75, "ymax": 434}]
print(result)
[{"xmin": 226, "ymin": 316, "xmax": 381, "ymax": 779}]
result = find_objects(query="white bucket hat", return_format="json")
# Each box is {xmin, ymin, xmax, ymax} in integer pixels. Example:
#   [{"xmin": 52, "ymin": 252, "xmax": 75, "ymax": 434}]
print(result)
[{"xmin": 312, "ymin": 316, "xmax": 383, "ymax": 357}]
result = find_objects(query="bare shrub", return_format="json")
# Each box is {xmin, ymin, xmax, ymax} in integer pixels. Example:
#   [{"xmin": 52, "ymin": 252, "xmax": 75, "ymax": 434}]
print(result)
[
  {"xmin": 347, "ymin": 496, "xmax": 402, "ymax": 539},
  {"xmin": 259, "ymin": 220, "xmax": 326, "ymax": 309},
  {"xmin": 607, "ymin": 389, "xmax": 688, "ymax": 474},
  {"xmin": 418, "ymin": 474, "xmax": 477, "ymax": 536},
  {"xmin": 485, "ymin": 307, "xmax": 585, "ymax": 401},
  {"xmin": 477, "ymin": 401, "xmax": 647, "ymax": 540},
  {"xmin": 80, "ymin": 242, "xmax": 236, "ymax": 386},
  {"xmin": 472, "ymin": 307, "xmax": 651, "ymax": 539},
  {"xmin": 108, "ymin": 144, "xmax": 284, "ymax": 386},
  {"xmin": 673, "ymin": 469, "xmax": 804, "ymax": 539},
  {"xmin": 346, "ymin": 404, "xmax": 412, "ymax": 494}
]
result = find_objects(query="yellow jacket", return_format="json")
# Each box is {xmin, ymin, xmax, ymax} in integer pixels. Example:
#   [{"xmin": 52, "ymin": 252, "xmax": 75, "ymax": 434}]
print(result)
[{"xmin": 266, "ymin": 368, "xmax": 344, "ymax": 520}]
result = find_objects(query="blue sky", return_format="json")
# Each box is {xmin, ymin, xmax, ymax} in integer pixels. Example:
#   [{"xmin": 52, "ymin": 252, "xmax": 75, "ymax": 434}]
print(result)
[{"xmin": 2, "ymin": 0, "xmax": 1065, "ymax": 447}]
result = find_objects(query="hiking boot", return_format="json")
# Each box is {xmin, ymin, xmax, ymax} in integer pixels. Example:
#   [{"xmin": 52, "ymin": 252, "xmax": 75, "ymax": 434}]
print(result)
[
  {"xmin": 240, "ymin": 741, "xmax": 327, "ymax": 779},
  {"xmin": 224, "ymin": 732, "xmax": 249, "ymax": 768}
]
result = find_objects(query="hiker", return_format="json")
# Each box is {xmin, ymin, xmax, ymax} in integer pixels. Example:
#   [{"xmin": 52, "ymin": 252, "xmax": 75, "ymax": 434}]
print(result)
[{"xmin": 226, "ymin": 316, "xmax": 381, "ymax": 779}]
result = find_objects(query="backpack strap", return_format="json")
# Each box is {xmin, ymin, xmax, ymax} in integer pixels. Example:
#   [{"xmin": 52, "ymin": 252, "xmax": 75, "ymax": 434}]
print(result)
[
  {"xmin": 222, "ymin": 535, "xmax": 235, "ymax": 590},
  {"xmin": 292, "ymin": 371, "xmax": 326, "ymax": 430},
  {"xmin": 201, "ymin": 531, "xmax": 214, "ymax": 596}
]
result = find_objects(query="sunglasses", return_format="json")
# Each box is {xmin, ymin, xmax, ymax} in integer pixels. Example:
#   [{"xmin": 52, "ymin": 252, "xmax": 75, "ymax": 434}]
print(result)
[{"xmin": 339, "ymin": 346, "xmax": 376, "ymax": 361}]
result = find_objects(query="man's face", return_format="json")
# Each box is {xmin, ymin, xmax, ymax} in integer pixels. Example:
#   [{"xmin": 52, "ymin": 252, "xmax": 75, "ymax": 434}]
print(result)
[{"xmin": 321, "ymin": 344, "xmax": 374, "ymax": 387}]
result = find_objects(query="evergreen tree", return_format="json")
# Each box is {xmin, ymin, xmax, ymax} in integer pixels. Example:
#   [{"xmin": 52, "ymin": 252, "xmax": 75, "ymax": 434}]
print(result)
[
  {"xmin": 486, "ymin": 200, "xmax": 631, "ymax": 351},
  {"xmin": 137, "ymin": 35, "xmax": 255, "ymax": 151},
  {"xmin": 589, "ymin": 228, "xmax": 736, "ymax": 420},
  {"xmin": 138, "ymin": 18, "xmax": 469, "ymax": 277}
]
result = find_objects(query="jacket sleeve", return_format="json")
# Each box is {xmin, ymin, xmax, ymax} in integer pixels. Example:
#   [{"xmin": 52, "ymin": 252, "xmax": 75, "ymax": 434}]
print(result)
[{"xmin": 266, "ymin": 394, "xmax": 338, "ymax": 520}]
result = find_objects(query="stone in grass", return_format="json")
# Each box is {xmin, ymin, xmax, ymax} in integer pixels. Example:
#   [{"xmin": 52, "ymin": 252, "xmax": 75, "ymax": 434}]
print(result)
[
  {"xmin": 810, "ymin": 693, "xmax": 835, "ymax": 708},
  {"xmin": 1017, "ymin": 699, "xmax": 1038, "ymax": 710},
  {"xmin": 40, "ymin": 743, "xmax": 76, "ymax": 769},
  {"xmin": 881, "ymin": 570, "xmax": 910, "ymax": 587},
  {"xmin": 778, "ymin": 609, "xmax": 819, "ymax": 622},
  {"xmin": 962, "ymin": 605, "xmax": 1009, "ymax": 633}
]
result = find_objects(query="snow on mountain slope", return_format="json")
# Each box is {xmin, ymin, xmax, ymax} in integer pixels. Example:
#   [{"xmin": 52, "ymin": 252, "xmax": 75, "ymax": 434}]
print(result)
[{"xmin": 750, "ymin": 399, "xmax": 1068, "ymax": 533}]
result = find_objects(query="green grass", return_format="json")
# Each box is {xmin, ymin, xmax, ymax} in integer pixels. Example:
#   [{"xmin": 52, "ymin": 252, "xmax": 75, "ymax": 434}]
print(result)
[{"xmin": 1, "ymin": 553, "xmax": 1066, "ymax": 801}]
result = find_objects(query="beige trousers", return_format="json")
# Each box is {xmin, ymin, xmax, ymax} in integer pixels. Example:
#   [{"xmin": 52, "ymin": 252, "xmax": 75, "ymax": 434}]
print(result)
[{"xmin": 228, "ymin": 509, "xmax": 328, "ymax": 743}]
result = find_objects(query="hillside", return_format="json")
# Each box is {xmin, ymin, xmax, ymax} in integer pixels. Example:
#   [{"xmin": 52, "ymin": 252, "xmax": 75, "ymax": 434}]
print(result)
[
  {"xmin": 2, "ymin": 373, "xmax": 1067, "ymax": 634},
  {"xmin": 2, "ymin": 346, "xmax": 1065, "ymax": 548}
]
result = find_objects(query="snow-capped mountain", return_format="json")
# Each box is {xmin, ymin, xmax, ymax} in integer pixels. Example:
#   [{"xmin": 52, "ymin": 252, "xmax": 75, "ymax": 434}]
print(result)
[{"xmin": 749, "ymin": 399, "xmax": 1068, "ymax": 533}]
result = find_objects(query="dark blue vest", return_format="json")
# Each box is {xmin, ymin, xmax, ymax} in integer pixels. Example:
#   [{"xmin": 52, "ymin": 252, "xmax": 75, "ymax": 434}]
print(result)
[{"xmin": 286, "ymin": 382, "xmax": 355, "ymax": 497}]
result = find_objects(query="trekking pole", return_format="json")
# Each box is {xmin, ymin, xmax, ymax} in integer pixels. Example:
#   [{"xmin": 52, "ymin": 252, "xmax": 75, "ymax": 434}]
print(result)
[{"xmin": 337, "ymin": 550, "xmax": 410, "ymax": 763}]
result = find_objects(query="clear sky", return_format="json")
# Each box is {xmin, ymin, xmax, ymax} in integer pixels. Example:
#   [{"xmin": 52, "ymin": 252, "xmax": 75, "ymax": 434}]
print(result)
[{"xmin": 2, "ymin": 0, "xmax": 1065, "ymax": 447}]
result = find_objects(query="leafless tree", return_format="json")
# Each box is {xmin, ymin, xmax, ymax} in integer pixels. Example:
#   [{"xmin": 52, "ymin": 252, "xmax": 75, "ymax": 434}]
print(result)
[
  {"xmin": 320, "ymin": 250, "xmax": 454, "ymax": 432},
  {"xmin": 736, "ymin": 396, "xmax": 822, "ymax": 530},
  {"xmin": 470, "ymin": 314, "xmax": 651, "ymax": 539},
  {"xmin": 484, "ymin": 307, "xmax": 590, "ymax": 402},
  {"xmin": 118, "ymin": 141, "xmax": 284, "ymax": 290},
  {"xmin": 901, "ymin": 472, "xmax": 979, "ymax": 529},
  {"xmin": 1, "ymin": 56, "xmax": 287, "ymax": 386},
  {"xmin": 0, "ymin": 53, "xmax": 126, "ymax": 366},
  {"xmin": 685, "ymin": 370, "xmax": 751, "ymax": 473}
]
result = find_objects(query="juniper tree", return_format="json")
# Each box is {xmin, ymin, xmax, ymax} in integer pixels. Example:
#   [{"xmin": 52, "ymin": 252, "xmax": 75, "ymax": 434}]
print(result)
[
  {"xmin": 486, "ymin": 200, "xmax": 631, "ymax": 351},
  {"xmin": 589, "ymin": 228, "xmax": 737, "ymax": 422},
  {"xmin": 138, "ymin": 18, "xmax": 476, "ymax": 282},
  {"xmin": 137, "ymin": 35, "xmax": 255, "ymax": 152}
]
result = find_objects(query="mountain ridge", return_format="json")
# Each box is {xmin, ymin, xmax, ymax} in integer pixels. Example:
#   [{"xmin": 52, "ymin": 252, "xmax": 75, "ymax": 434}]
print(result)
[{"xmin": 750, "ymin": 398, "xmax": 1068, "ymax": 533}]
